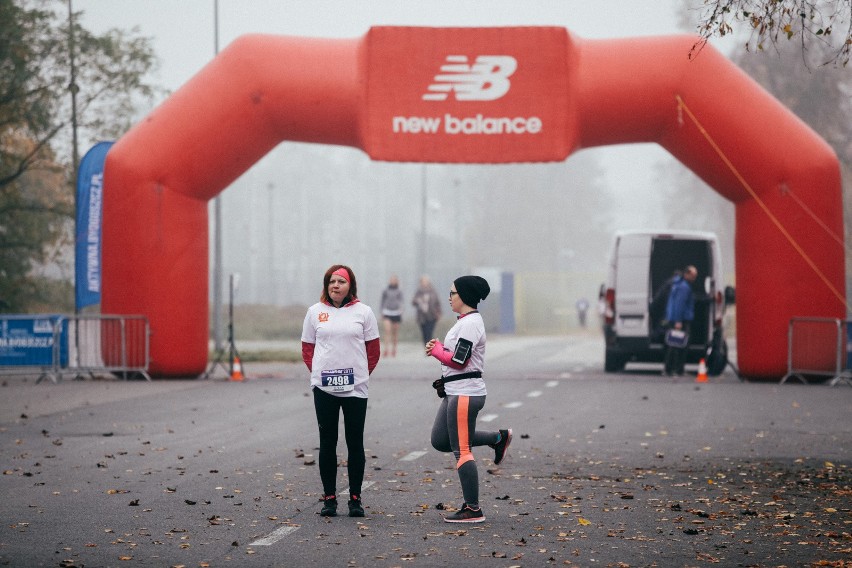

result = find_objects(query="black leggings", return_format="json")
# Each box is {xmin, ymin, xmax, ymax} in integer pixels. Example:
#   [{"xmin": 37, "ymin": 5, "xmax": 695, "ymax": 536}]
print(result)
[{"xmin": 312, "ymin": 387, "xmax": 368, "ymax": 497}]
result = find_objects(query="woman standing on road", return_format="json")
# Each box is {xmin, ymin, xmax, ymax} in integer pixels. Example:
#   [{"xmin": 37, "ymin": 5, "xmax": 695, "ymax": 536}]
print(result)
[
  {"xmin": 301, "ymin": 265, "xmax": 381, "ymax": 517},
  {"xmin": 425, "ymin": 275, "xmax": 512, "ymax": 523}
]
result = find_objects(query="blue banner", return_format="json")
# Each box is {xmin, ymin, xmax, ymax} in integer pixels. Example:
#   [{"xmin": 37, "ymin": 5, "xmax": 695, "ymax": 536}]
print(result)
[
  {"xmin": 0, "ymin": 316, "xmax": 68, "ymax": 367},
  {"xmin": 75, "ymin": 141, "xmax": 113, "ymax": 311}
]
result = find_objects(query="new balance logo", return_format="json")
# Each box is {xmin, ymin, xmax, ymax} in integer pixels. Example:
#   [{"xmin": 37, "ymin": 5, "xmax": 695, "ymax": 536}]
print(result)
[{"xmin": 423, "ymin": 55, "xmax": 517, "ymax": 101}]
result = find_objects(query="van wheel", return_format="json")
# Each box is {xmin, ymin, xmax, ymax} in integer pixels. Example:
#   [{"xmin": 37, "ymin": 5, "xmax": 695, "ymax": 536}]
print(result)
[{"xmin": 605, "ymin": 350, "xmax": 625, "ymax": 373}]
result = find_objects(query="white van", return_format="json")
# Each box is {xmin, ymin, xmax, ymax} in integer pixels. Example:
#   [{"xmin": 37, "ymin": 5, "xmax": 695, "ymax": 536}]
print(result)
[{"xmin": 601, "ymin": 231, "xmax": 734, "ymax": 375}]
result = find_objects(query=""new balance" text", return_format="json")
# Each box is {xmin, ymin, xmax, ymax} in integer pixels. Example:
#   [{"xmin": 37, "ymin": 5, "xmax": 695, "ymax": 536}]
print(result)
[{"xmin": 392, "ymin": 113, "xmax": 542, "ymax": 135}]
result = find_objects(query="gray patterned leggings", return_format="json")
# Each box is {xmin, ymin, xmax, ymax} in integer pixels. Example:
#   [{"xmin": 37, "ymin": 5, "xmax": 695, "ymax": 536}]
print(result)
[{"xmin": 430, "ymin": 394, "xmax": 499, "ymax": 508}]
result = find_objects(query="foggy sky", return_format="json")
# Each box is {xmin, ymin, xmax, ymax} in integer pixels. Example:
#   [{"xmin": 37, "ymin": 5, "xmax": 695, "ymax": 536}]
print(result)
[{"xmin": 70, "ymin": 0, "xmax": 738, "ymax": 313}]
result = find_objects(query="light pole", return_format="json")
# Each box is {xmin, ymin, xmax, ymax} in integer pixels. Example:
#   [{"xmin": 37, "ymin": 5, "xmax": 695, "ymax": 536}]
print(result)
[
  {"xmin": 68, "ymin": 0, "xmax": 81, "ymax": 369},
  {"xmin": 67, "ymin": 0, "xmax": 79, "ymax": 188},
  {"xmin": 418, "ymin": 164, "xmax": 427, "ymax": 282},
  {"xmin": 211, "ymin": 0, "xmax": 223, "ymax": 352},
  {"xmin": 268, "ymin": 182, "xmax": 275, "ymax": 304}
]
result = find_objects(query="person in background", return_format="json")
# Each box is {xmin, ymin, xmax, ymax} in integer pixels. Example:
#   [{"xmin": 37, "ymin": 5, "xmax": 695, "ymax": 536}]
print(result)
[
  {"xmin": 575, "ymin": 297, "xmax": 589, "ymax": 328},
  {"xmin": 651, "ymin": 269, "xmax": 682, "ymax": 343},
  {"xmin": 425, "ymin": 275, "xmax": 512, "ymax": 524},
  {"xmin": 380, "ymin": 274, "xmax": 404, "ymax": 357},
  {"xmin": 412, "ymin": 274, "xmax": 442, "ymax": 344},
  {"xmin": 597, "ymin": 284, "xmax": 607, "ymax": 328},
  {"xmin": 301, "ymin": 264, "xmax": 381, "ymax": 518},
  {"xmin": 663, "ymin": 265, "xmax": 697, "ymax": 376}
]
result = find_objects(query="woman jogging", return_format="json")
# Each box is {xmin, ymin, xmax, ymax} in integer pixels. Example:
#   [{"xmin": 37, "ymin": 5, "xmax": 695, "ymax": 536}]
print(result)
[
  {"xmin": 301, "ymin": 264, "xmax": 381, "ymax": 517},
  {"xmin": 425, "ymin": 275, "xmax": 512, "ymax": 523}
]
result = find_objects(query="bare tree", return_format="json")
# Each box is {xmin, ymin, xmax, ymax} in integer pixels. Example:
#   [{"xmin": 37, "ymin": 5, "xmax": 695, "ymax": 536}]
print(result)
[{"xmin": 692, "ymin": 0, "xmax": 851, "ymax": 66}]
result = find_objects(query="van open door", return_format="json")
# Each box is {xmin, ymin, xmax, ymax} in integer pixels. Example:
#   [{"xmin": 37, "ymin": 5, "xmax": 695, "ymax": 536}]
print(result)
[{"xmin": 649, "ymin": 236, "xmax": 713, "ymax": 347}]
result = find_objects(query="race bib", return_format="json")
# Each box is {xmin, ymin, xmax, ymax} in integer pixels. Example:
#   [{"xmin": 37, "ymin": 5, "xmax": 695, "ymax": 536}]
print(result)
[{"xmin": 320, "ymin": 368, "xmax": 355, "ymax": 393}]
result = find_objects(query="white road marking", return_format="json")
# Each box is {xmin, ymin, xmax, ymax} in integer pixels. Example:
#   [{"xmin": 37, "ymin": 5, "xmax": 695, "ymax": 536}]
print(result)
[
  {"xmin": 253, "ymin": 378, "xmax": 559, "ymax": 550},
  {"xmin": 400, "ymin": 451, "xmax": 427, "ymax": 461},
  {"xmin": 252, "ymin": 360, "xmax": 565, "ymax": 550},
  {"xmin": 250, "ymin": 525, "xmax": 299, "ymax": 546},
  {"xmin": 252, "ymin": 480, "xmax": 378, "ymax": 546},
  {"xmin": 341, "ymin": 480, "xmax": 376, "ymax": 494}
]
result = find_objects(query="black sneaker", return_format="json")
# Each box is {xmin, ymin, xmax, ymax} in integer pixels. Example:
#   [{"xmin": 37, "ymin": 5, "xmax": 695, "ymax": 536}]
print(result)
[
  {"xmin": 443, "ymin": 502, "xmax": 485, "ymax": 523},
  {"xmin": 491, "ymin": 428, "xmax": 513, "ymax": 465},
  {"xmin": 348, "ymin": 494, "xmax": 365, "ymax": 517},
  {"xmin": 320, "ymin": 495, "xmax": 337, "ymax": 517}
]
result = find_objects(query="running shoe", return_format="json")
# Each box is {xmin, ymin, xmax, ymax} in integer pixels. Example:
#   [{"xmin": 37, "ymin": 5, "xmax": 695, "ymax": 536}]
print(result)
[
  {"xmin": 320, "ymin": 495, "xmax": 337, "ymax": 517},
  {"xmin": 443, "ymin": 503, "xmax": 485, "ymax": 523},
  {"xmin": 348, "ymin": 495, "xmax": 365, "ymax": 517},
  {"xmin": 491, "ymin": 428, "xmax": 513, "ymax": 465}
]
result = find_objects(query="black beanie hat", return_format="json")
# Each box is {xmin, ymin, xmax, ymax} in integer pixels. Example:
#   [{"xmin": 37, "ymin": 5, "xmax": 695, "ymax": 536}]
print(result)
[{"xmin": 453, "ymin": 275, "xmax": 490, "ymax": 308}]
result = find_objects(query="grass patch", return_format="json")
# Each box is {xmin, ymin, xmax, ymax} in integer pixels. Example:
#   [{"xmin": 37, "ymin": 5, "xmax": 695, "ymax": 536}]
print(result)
[
  {"xmin": 218, "ymin": 304, "xmax": 307, "ymax": 340},
  {"xmin": 208, "ymin": 349, "xmax": 301, "ymax": 363},
  {"xmin": 213, "ymin": 303, "xmax": 456, "ymax": 344}
]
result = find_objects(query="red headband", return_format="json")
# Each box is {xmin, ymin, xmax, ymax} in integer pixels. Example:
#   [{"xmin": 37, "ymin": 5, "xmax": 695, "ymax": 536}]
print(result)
[{"xmin": 331, "ymin": 268, "xmax": 350, "ymax": 282}]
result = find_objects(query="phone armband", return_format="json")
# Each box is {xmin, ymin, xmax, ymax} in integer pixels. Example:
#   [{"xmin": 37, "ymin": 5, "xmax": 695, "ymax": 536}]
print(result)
[{"xmin": 451, "ymin": 338, "xmax": 473, "ymax": 365}]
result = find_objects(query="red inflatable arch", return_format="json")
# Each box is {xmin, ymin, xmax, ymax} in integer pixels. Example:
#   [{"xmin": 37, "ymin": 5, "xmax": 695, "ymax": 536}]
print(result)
[{"xmin": 103, "ymin": 27, "xmax": 845, "ymax": 378}]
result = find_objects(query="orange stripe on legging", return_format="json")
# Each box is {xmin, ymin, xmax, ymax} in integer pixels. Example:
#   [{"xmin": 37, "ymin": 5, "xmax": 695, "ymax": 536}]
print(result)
[{"xmin": 456, "ymin": 396, "xmax": 474, "ymax": 469}]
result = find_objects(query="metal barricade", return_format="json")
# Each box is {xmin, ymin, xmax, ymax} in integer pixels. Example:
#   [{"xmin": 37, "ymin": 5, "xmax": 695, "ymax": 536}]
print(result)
[
  {"xmin": 0, "ymin": 314, "xmax": 151, "ymax": 383},
  {"xmin": 780, "ymin": 317, "xmax": 851, "ymax": 386},
  {"xmin": 64, "ymin": 315, "xmax": 152, "ymax": 382}
]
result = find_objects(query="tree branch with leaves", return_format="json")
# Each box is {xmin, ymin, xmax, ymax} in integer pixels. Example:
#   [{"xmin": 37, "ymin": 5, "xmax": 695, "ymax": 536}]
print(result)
[
  {"xmin": 0, "ymin": 0, "xmax": 160, "ymax": 312},
  {"xmin": 693, "ymin": 0, "xmax": 852, "ymax": 66}
]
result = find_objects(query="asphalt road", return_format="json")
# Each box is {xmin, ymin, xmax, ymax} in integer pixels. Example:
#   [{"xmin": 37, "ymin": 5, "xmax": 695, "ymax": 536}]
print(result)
[{"xmin": 1, "ymin": 333, "xmax": 850, "ymax": 568}]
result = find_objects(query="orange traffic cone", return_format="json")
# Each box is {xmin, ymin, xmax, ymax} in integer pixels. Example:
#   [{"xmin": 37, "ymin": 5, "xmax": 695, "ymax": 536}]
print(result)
[
  {"xmin": 696, "ymin": 358, "xmax": 708, "ymax": 383},
  {"xmin": 230, "ymin": 356, "xmax": 245, "ymax": 382}
]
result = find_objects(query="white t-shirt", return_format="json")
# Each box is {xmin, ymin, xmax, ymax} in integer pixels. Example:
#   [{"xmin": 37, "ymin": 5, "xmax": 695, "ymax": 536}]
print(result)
[
  {"xmin": 441, "ymin": 312, "xmax": 487, "ymax": 397},
  {"xmin": 302, "ymin": 300, "xmax": 379, "ymax": 398}
]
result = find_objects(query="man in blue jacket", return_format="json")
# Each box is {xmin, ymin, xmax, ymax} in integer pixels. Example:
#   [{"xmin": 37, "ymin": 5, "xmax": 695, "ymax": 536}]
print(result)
[{"xmin": 664, "ymin": 265, "xmax": 697, "ymax": 376}]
